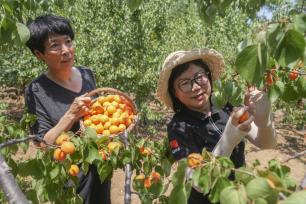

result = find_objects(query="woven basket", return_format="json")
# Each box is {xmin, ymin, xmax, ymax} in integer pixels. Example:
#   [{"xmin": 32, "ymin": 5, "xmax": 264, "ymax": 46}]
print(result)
[{"xmin": 80, "ymin": 87, "xmax": 138, "ymax": 138}]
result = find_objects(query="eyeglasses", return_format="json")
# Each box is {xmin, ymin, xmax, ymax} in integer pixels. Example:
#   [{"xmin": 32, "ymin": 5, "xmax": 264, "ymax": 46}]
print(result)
[
  {"xmin": 177, "ymin": 72, "xmax": 209, "ymax": 93},
  {"xmin": 46, "ymin": 38, "xmax": 73, "ymax": 53}
]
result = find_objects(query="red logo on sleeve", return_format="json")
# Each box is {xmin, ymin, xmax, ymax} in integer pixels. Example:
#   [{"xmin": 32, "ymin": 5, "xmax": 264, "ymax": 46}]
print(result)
[{"xmin": 170, "ymin": 140, "xmax": 179, "ymax": 149}]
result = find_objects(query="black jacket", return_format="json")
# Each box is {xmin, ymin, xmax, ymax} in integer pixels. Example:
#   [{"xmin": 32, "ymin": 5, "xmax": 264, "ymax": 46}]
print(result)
[{"xmin": 167, "ymin": 104, "xmax": 245, "ymax": 204}]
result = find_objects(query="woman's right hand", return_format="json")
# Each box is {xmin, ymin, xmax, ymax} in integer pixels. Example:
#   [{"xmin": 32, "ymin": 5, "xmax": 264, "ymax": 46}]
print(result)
[
  {"xmin": 230, "ymin": 106, "xmax": 254, "ymax": 133},
  {"xmin": 65, "ymin": 94, "xmax": 92, "ymax": 122}
]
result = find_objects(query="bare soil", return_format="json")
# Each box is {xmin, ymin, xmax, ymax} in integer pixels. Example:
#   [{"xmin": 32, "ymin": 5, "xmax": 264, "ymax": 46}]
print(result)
[{"xmin": 1, "ymin": 87, "xmax": 305, "ymax": 204}]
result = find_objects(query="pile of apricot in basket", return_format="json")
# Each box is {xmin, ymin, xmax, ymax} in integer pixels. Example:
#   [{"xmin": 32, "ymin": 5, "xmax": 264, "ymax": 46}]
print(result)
[{"xmin": 83, "ymin": 94, "xmax": 135, "ymax": 136}]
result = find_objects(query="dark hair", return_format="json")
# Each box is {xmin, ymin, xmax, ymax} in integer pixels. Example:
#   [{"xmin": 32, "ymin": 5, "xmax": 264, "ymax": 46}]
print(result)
[
  {"xmin": 168, "ymin": 59, "xmax": 212, "ymax": 112},
  {"xmin": 26, "ymin": 14, "xmax": 74, "ymax": 54}
]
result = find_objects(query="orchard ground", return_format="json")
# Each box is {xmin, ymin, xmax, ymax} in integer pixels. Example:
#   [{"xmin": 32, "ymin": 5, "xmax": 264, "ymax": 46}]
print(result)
[{"xmin": 1, "ymin": 87, "xmax": 305, "ymax": 204}]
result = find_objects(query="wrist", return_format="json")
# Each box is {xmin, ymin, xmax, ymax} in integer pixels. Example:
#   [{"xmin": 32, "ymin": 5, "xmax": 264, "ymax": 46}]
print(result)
[
  {"xmin": 255, "ymin": 113, "xmax": 272, "ymax": 128},
  {"xmin": 62, "ymin": 112, "xmax": 77, "ymax": 123}
]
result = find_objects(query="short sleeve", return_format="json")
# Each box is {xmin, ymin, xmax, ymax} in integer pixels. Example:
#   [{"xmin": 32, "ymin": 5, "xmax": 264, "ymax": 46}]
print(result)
[{"xmin": 25, "ymin": 84, "xmax": 53, "ymax": 138}]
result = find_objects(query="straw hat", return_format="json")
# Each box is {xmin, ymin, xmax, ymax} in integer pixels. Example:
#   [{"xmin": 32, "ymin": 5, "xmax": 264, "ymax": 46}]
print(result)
[{"xmin": 156, "ymin": 48, "xmax": 225, "ymax": 110}]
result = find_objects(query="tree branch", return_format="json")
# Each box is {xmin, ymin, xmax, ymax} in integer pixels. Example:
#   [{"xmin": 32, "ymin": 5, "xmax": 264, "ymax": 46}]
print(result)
[
  {"xmin": 0, "ymin": 154, "xmax": 30, "ymax": 204},
  {"xmin": 0, "ymin": 135, "xmax": 57, "ymax": 149},
  {"xmin": 282, "ymin": 150, "xmax": 306, "ymax": 163}
]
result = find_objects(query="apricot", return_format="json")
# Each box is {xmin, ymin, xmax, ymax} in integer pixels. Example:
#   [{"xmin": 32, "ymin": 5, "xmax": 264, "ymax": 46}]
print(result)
[
  {"xmin": 144, "ymin": 177, "xmax": 152, "ymax": 188},
  {"xmin": 135, "ymin": 173, "xmax": 145, "ymax": 180},
  {"xmin": 83, "ymin": 119, "xmax": 92, "ymax": 127},
  {"xmin": 53, "ymin": 148, "xmax": 66, "ymax": 161},
  {"xmin": 140, "ymin": 147, "xmax": 152, "ymax": 156},
  {"xmin": 102, "ymin": 130, "xmax": 111, "ymax": 137},
  {"xmin": 109, "ymin": 125, "xmax": 120, "ymax": 134},
  {"xmin": 266, "ymin": 178, "xmax": 276, "ymax": 189},
  {"xmin": 187, "ymin": 153, "xmax": 203, "ymax": 168},
  {"xmin": 265, "ymin": 72, "xmax": 273, "ymax": 86},
  {"xmin": 106, "ymin": 105, "xmax": 116, "ymax": 114},
  {"xmin": 118, "ymin": 124, "xmax": 126, "ymax": 131},
  {"xmin": 107, "ymin": 141, "xmax": 122, "ymax": 153},
  {"xmin": 98, "ymin": 96, "xmax": 107, "ymax": 104},
  {"xmin": 55, "ymin": 133, "xmax": 70, "ymax": 145},
  {"xmin": 150, "ymin": 172, "xmax": 161, "ymax": 183},
  {"xmin": 99, "ymin": 150, "xmax": 107, "ymax": 161},
  {"xmin": 238, "ymin": 111, "xmax": 250, "ymax": 123},
  {"xmin": 96, "ymin": 124, "xmax": 104, "ymax": 134},
  {"xmin": 61, "ymin": 141, "xmax": 75, "ymax": 155},
  {"xmin": 289, "ymin": 70, "xmax": 299, "ymax": 80},
  {"xmin": 69, "ymin": 164, "xmax": 80, "ymax": 176}
]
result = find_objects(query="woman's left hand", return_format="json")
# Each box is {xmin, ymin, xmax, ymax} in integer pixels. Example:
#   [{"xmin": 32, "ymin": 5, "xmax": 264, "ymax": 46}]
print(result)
[{"xmin": 244, "ymin": 87, "xmax": 272, "ymax": 127}]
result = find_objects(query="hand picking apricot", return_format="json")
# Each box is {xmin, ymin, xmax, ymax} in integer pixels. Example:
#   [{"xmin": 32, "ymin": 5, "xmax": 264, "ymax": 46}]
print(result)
[
  {"xmin": 53, "ymin": 148, "xmax": 66, "ymax": 161},
  {"xmin": 69, "ymin": 164, "xmax": 80, "ymax": 176},
  {"xmin": 55, "ymin": 133, "xmax": 70, "ymax": 145},
  {"xmin": 61, "ymin": 141, "xmax": 75, "ymax": 155},
  {"xmin": 238, "ymin": 111, "xmax": 250, "ymax": 123}
]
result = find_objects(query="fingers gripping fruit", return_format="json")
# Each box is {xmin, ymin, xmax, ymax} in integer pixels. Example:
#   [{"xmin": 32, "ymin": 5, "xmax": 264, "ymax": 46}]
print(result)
[
  {"xmin": 238, "ymin": 111, "xmax": 250, "ymax": 123},
  {"xmin": 187, "ymin": 153, "xmax": 203, "ymax": 168},
  {"xmin": 69, "ymin": 164, "xmax": 80, "ymax": 176},
  {"xmin": 83, "ymin": 94, "xmax": 135, "ymax": 136}
]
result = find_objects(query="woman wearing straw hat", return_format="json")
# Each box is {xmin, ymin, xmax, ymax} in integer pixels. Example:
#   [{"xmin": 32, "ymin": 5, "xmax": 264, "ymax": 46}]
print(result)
[{"xmin": 157, "ymin": 48, "xmax": 276, "ymax": 203}]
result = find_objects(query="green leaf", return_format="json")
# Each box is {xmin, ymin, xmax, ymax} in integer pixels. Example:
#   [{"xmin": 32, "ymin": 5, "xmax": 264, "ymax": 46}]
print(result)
[
  {"xmin": 283, "ymin": 190, "xmax": 306, "ymax": 204},
  {"xmin": 208, "ymin": 177, "xmax": 231, "ymax": 203},
  {"xmin": 282, "ymin": 84, "xmax": 299, "ymax": 102},
  {"xmin": 274, "ymin": 29, "xmax": 305, "ymax": 68},
  {"xmin": 171, "ymin": 159, "xmax": 187, "ymax": 186},
  {"xmin": 268, "ymin": 80, "xmax": 284, "ymax": 103},
  {"xmin": 16, "ymin": 22, "xmax": 30, "ymax": 44},
  {"xmin": 18, "ymin": 159, "xmax": 44, "ymax": 179},
  {"xmin": 97, "ymin": 162, "xmax": 112, "ymax": 182},
  {"xmin": 83, "ymin": 127, "xmax": 97, "ymax": 139},
  {"xmin": 267, "ymin": 23, "xmax": 283, "ymax": 56},
  {"xmin": 297, "ymin": 77, "xmax": 306, "ymax": 97},
  {"xmin": 169, "ymin": 185, "xmax": 187, "ymax": 204},
  {"xmin": 235, "ymin": 167, "xmax": 255, "ymax": 185},
  {"xmin": 161, "ymin": 158, "xmax": 172, "ymax": 177},
  {"xmin": 254, "ymin": 198, "xmax": 267, "ymax": 204},
  {"xmin": 294, "ymin": 13, "xmax": 306, "ymax": 33},
  {"xmin": 220, "ymin": 185, "xmax": 248, "ymax": 204},
  {"xmin": 246, "ymin": 177, "xmax": 273, "ymax": 200},
  {"xmin": 49, "ymin": 165, "xmax": 60, "ymax": 179},
  {"xmin": 83, "ymin": 142, "xmax": 99, "ymax": 163},
  {"xmin": 211, "ymin": 91, "xmax": 227, "ymax": 109},
  {"xmin": 235, "ymin": 44, "xmax": 266, "ymax": 85},
  {"xmin": 127, "ymin": 0, "xmax": 142, "ymax": 12}
]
